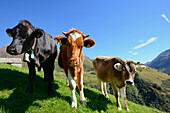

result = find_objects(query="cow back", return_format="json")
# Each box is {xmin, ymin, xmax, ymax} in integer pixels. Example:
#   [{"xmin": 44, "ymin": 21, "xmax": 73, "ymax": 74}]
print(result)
[{"xmin": 93, "ymin": 56, "xmax": 123, "ymax": 83}]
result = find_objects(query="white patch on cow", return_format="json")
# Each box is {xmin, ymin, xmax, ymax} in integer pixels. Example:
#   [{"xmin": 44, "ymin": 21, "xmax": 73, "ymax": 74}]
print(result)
[
  {"xmin": 70, "ymin": 32, "xmax": 82, "ymax": 41},
  {"xmin": 68, "ymin": 70, "xmax": 77, "ymax": 108}
]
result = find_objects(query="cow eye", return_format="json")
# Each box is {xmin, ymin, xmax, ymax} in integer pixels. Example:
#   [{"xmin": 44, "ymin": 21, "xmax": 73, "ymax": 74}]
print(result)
[{"xmin": 78, "ymin": 46, "xmax": 82, "ymax": 48}]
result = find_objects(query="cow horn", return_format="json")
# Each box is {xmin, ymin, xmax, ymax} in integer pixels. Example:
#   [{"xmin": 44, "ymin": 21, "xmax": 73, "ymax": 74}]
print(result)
[
  {"xmin": 121, "ymin": 60, "xmax": 127, "ymax": 65},
  {"xmin": 62, "ymin": 31, "xmax": 66, "ymax": 35},
  {"xmin": 137, "ymin": 62, "xmax": 140, "ymax": 64},
  {"xmin": 134, "ymin": 61, "xmax": 140, "ymax": 65},
  {"xmin": 86, "ymin": 35, "xmax": 90, "ymax": 37}
]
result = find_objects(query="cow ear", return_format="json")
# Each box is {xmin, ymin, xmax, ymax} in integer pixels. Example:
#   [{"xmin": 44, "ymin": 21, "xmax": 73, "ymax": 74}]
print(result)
[
  {"xmin": 136, "ymin": 65, "xmax": 146, "ymax": 72},
  {"xmin": 6, "ymin": 29, "xmax": 12, "ymax": 37},
  {"xmin": 31, "ymin": 29, "xmax": 43, "ymax": 38},
  {"xmin": 114, "ymin": 63, "xmax": 123, "ymax": 71},
  {"xmin": 54, "ymin": 35, "xmax": 67, "ymax": 46},
  {"xmin": 84, "ymin": 39, "xmax": 95, "ymax": 48}
]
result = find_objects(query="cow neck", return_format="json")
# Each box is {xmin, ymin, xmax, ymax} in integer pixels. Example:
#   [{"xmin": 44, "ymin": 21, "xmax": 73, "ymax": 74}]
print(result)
[{"xmin": 23, "ymin": 38, "xmax": 37, "ymax": 62}]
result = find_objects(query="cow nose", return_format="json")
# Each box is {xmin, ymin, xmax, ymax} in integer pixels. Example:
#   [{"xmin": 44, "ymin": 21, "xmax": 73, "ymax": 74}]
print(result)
[
  {"xmin": 69, "ymin": 60, "xmax": 78, "ymax": 67},
  {"xmin": 7, "ymin": 46, "xmax": 17, "ymax": 54},
  {"xmin": 125, "ymin": 80, "xmax": 134, "ymax": 86}
]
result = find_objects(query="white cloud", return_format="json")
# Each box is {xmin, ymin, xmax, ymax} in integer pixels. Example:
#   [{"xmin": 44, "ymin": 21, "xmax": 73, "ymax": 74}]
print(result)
[
  {"xmin": 133, "ymin": 37, "xmax": 157, "ymax": 49},
  {"xmin": 132, "ymin": 52, "xmax": 138, "ymax": 55},
  {"xmin": 139, "ymin": 40, "xmax": 143, "ymax": 43},
  {"xmin": 161, "ymin": 14, "xmax": 170, "ymax": 23},
  {"xmin": 129, "ymin": 37, "xmax": 157, "ymax": 55},
  {"xmin": 129, "ymin": 50, "xmax": 138, "ymax": 55}
]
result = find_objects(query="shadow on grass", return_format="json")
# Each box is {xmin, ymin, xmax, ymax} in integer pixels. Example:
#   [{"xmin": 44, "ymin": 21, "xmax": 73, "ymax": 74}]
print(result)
[
  {"xmin": 0, "ymin": 69, "xmax": 62, "ymax": 113},
  {"xmin": 76, "ymin": 87, "xmax": 113, "ymax": 112},
  {"xmin": 0, "ymin": 68, "xmax": 115, "ymax": 112}
]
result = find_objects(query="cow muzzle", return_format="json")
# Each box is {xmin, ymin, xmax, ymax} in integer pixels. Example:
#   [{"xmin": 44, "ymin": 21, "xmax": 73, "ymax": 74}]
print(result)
[
  {"xmin": 125, "ymin": 80, "xmax": 134, "ymax": 86},
  {"xmin": 69, "ymin": 60, "xmax": 78, "ymax": 67},
  {"xmin": 7, "ymin": 46, "xmax": 18, "ymax": 55}
]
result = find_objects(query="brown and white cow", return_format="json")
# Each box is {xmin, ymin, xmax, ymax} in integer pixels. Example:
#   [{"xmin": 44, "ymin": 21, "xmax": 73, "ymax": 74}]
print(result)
[
  {"xmin": 92, "ymin": 56, "xmax": 146, "ymax": 111},
  {"xmin": 54, "ymin": 28, "xmax": 95, "ymax": 108}
]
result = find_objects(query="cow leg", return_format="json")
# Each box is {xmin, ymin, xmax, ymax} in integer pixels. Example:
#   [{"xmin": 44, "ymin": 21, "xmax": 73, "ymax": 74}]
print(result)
[
  {"xmin": 103, "ymin": 82, "xmax": 109, "ymax": 98},
  {"xmin": 65, "ymin": 74, "xmax": 69, "ymax": 86},
  {"xmin": 78, "ymin": 71, "xmax": 87, "ymax": 106},
  {"xmin": 120, "ymin": 87, "xmax": 129, "ymax": 111},
  {"xmin": 100, "ymin": 81, "xmax": 105, "ymax": 96},
  {"xmin": 43, "ymin": 62, "xmax": 54, "ymax": 95},
  {"xmin": 68, "ymin": 71, "xmax": 77, "ymax": 108},
  {"xmin": 111, "ymin": 82, "xmax": 122, "ymax": 110},
  {"xmin": 26, "ymin": 62, "xmax": 36, "ymax": 93}
]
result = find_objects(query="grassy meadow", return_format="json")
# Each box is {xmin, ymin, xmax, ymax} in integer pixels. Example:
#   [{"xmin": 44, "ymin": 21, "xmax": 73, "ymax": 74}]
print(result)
[{"xmin": 0, "ymin": 63, "xmax": 165, "ymax": 113}]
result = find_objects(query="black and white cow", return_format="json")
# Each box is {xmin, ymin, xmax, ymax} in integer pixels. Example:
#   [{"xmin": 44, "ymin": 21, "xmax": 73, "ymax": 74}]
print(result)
[{"xmin": 6, "ymin": 20, "xmax": 57, "ymax": 95}]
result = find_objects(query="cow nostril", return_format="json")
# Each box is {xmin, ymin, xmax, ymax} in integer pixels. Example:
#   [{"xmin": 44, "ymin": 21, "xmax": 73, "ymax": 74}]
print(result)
[
  {"xmin": 7, "ymin": 46, "xmax": 17, "ymax": 54},
  {"xmin": 125, "ymin": 80, "xmax": 133, "ymax": 85},
  {"xmin": 74, "ymin": 62, "xmax": 77, "ymax": 65}
]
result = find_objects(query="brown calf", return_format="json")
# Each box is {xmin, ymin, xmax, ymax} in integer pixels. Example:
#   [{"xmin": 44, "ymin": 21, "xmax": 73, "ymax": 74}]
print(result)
[
  {"xmin": 54, "ymin": 28, "xmax": 95, "ymax": 108},
  {"xmin": 92, "ymin": 56, "xmax": 146, "ymax": 111}
]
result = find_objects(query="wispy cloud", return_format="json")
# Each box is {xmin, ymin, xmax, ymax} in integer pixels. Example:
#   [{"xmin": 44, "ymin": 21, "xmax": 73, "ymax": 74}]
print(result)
[
  {"xmin": 133, "ymin": 37, "xmax": 157, "ymax": 49},
  {"xmin": 129, "ymin": 51, "xmax": 138, "ymax": 55},
  {"xmin": 129, "ymin": 37, "xmax": 157, "ymax": 55},
  {"xmin": 162, "ymin": 14, "xmax": 170, "ymax": 23}
]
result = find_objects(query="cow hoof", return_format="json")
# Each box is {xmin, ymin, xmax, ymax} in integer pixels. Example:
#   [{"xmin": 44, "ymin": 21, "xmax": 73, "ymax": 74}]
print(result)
[
  {"xmin": 118, "ymin": 107, "xmax": 122, "ymax": 111},
  {"xmin": 71, "ymin": 101, "xmax": 77, "ymax": 108},
  {"xmin": 26, "ymin": 88, "xmax": 33, "ymax": 94},
  {"xmin": 48, "ymin": 90, "xmax": 54, "ymax": 95},
  {"xmin": 66, "ymin": 83, "xmax": 70, "ymax": 87},
  {"xmin": 81, "ymin": 100, "xmax": 87, "ymax": 106},
  {"xmin": 66, "ymin": 81, "xmax": 70, "ymax": 87},
  {"xmin": 126, "ymin": 108, "xmax": 129, "ymax": 111},
  {"xmin": 105, "ymin": 95, "xmax": 109, "ymax": 98}
]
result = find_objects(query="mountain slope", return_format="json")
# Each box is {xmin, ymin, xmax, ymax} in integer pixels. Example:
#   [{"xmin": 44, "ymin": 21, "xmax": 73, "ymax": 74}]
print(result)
[
  {"xmin": 0, "ymin": 63, "xmax": 164, "ymax": 113},
  {"xmin": 146, "ymin": 49, "xmax": 170, "ymax": 75}
]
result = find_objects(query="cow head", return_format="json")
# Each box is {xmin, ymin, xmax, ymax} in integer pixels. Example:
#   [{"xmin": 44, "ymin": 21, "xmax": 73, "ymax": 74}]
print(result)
[
  {"xmin": 55, "ymin": 28, "xmax": 95, "ymax": 67},
  {"xmin": 114, "ymin": 61, "xmax": 146, "ymax": 86},
  {"xmin": 6, "ymin": 20, "xmax": 43, "ymax": 55}
]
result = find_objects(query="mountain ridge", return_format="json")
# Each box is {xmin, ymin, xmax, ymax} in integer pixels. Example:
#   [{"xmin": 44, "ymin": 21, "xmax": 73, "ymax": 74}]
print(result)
[{"xmin": 146, "ymin": 49, "xmax": 170, "ymax": 75}]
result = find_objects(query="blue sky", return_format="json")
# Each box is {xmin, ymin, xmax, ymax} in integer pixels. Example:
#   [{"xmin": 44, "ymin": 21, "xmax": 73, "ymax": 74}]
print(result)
[{"xmin": 0, "ymin": 0, "xmax": 170, "ymax": 63}]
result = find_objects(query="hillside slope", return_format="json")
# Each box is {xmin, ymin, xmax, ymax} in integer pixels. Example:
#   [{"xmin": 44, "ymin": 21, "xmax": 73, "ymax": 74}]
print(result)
[
  {"xmin": 75, "ymin": 60, "xmax": 170, "ymax": 112},
  {"xmin": 146, "ymin": 49, "xmax": 170, "ymax": 75},
  {"xmin": 0, "ymin": 63, "xmax": 164, "ymax": 113}
]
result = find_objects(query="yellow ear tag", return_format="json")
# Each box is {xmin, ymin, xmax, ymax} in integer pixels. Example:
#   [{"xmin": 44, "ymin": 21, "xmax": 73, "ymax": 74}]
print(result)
[
  {"xmin": 86, "ymin": 44, "xmax": 90, "ymax": 48},
  {"xmin": 8, "ymin": 33, "xmax": 11, "ymax": 37},
  {"xmin": 37, "ymin": 34, "xmax": 41, "ymax": 38},
  {"xmin": 58, "ymin": 40, "xmax": 62, "ymax": 46}
]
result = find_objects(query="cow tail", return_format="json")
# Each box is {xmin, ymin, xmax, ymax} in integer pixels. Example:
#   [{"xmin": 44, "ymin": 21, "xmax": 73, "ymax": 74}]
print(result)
[{"xmin": 92, "ymin": 59, "xmax": 97, "ymax": 70}]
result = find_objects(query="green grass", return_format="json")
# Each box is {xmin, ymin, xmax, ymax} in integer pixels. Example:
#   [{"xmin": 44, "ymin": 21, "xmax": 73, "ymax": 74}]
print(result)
[{"xmin": 0, "ymin": 63, "xmax": 164, "ymax": 113}]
